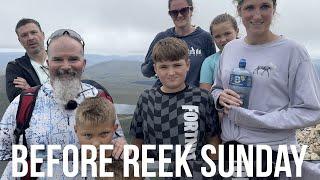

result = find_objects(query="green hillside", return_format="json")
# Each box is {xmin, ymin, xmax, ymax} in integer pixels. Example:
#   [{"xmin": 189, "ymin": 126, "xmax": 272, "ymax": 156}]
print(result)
[{"xmin": 83, "ymin": 60, "xmax": 154, "ymax": 104}]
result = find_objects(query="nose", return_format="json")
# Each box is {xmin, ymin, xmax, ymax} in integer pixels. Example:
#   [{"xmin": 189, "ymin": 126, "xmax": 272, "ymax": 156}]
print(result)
[
  {"xmin": 177, "ymin": 11, "xmax": 184, "ymax": 18},
  {"xmin": 60, "ymin": 60, "xmax": 72, "ymax": 70},
  {"xmin": 168, "ymin": 67, "xmax": 175, "ymax": 76},
  {"xmin": 27, "ymin": 33, "xmax": 36, "ymax": 41},
  {"xmin": 91, "ymin": 138, "xmax": 101, "ymax": 149},
  {"xmin": 252, "ymin": 9, "xmax": 262, "ymax": 20},
  {"xmin": 220, "ymin": 36, "xmax": 227, "ymax": 44}
]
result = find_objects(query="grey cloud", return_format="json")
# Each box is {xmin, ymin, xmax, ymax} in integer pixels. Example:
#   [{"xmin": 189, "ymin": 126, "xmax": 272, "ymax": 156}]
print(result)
[{"xmin": 0, "ymin": 0, "xmax": 319, "ymax": 56}]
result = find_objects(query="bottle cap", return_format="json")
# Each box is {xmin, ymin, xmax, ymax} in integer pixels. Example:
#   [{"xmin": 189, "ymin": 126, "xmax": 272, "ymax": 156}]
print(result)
[{"xmin": 239, "ymin": 58, "xmax": 246, "ymax": 68}]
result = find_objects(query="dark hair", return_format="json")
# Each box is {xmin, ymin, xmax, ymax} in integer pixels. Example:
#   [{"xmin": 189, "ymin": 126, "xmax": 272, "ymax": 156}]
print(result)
[
  {"xmin": 152, "ymin": 37, "xmax": 189, "ymax": 63},
  {"xmin": 234, "ymin": 0, "xmax": 277, "ymax": 6},
  {"xmin": 210, "ymin": 13, "xmax": 238, "ymax": 35},
  {"xmin": 15, "ymin": 18, "xmax": 42, "ymax": 34},
  {"xmin": 168, "ymin": 0, "xmax": 193, "ymax": 9}
]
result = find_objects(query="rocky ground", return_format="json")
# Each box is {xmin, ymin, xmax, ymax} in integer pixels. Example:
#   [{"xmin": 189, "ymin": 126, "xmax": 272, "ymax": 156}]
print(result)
[{"xmin": 297, "ymin": 124, "xmax": 320, "ymax": 160}]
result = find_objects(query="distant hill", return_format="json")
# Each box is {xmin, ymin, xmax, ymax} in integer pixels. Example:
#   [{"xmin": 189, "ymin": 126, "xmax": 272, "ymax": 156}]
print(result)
[
  {"xmin": 0, "ymin": 52, "xmax": 144, "ymax": 75},
  {"xmin": 0, "ymin": 75, "xmax": 9, "ymax": 117},
  {"xmin": 0, "ymin": 52, "xmax": 25, "ymax": 74},
  {"xmin": 83, "ymin": 60, "xmax": 155, "ymax": 105},
  {"xmin": 313, "ymin": 59, "xmax": 320, "ymax": 79},
  {"xmin": 0, "ymin": 60, "xmax": 153, "ymax": 117}
]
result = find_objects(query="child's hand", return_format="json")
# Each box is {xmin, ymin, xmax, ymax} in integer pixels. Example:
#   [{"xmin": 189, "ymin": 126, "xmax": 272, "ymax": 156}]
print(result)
[{"xmin": 111, "ymin": 137, "xmax": 127, "ymax": 159}]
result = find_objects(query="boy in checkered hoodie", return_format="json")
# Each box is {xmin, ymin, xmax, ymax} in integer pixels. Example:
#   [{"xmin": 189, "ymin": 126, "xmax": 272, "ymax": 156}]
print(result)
[{"xmin": 130, "ymin": 37, "xmax": 221, "ymax": 178}]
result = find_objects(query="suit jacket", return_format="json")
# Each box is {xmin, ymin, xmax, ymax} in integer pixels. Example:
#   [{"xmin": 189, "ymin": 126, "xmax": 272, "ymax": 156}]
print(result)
[{"xmin": 5, "ymin": 53, "xmax": 41, "ymax": 102}]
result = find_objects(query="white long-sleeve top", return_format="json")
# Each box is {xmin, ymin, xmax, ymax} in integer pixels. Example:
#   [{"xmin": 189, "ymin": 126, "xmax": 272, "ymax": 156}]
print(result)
[{"xmin": 212, "ymin": 37, "xmax": 320, "ymax": 150}]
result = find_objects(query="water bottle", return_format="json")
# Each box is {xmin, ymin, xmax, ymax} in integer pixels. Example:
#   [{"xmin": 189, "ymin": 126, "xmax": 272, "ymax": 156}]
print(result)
[{"xmin": 229, "ymin": 59, "xmax": 252, "ymax": 108}]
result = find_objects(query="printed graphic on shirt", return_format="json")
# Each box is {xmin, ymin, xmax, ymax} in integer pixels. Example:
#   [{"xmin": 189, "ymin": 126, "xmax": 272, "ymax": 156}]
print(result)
[
  {"xmin": 189, "ymin": 46, "xmax": 202, "ymax": 56},
  {"xmin": 182, "ymin": 105, "xmax": 199, "ymax": 160},
  {"xmin": 253, "ymin": 63, "xmax": 277, "ymax": 78}
]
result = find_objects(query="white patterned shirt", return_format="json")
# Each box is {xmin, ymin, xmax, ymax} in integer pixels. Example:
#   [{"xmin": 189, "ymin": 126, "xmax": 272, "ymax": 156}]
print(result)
[{"xmin": 0, "ymin": 82, "xmax": 123, "ymax": 161}]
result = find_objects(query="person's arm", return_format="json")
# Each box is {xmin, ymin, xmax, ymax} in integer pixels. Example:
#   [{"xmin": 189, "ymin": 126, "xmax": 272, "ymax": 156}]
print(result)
[
  {"xmin": 199, "ymin": 57, "xmax": 213, "ymax": 92},
  {"xmin": 5, "ymin": 62, "xmax": 25, "ymax": 102},
  {"xmin": 206, "ymin": 135, "xmax": 220, "ymax": 160},
  {"xmin": 131, "ymin": 138, "xmax": 144, "ymax": 151},
  {"xmin": 205, "ymin": 93, "xmax": 221, "ymax": 160},
  {"xmin": 211, "ymin": 53, "xmax": 225, "ymax": 111},
  {"xmin": 141, "ymin": 33, "xmax": 165, "ymax": 78},
  {"xmin": 0, "ymin": 98, "xmax": 20, "ymax": 160},
  {"xmin": 229, "ymin": 60, "xmax": 320, "ymax": 130}
]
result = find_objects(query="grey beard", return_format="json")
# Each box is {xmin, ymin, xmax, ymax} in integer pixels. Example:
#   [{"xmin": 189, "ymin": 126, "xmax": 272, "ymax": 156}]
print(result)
[{"xmin": 52, "ymin": 77, "xmax": 81, "ymax": 105}]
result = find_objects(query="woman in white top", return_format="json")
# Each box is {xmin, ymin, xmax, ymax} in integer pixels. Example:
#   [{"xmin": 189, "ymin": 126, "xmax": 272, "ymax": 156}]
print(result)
[{"xmin": 212, "ymin": 0, "xmax": 320, "ymax": 178}]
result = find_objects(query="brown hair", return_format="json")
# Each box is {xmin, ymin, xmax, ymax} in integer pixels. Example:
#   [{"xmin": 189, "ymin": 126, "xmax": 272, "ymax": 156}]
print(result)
[
  {"xmin": 152, "ymin": 37, "xmax": 189, "ymax": 63},
  {"xmin": 168, "ymin": 0, "xmax": 193, "ymax": 9},
  {"xmin": 210, "ymin": 13, "xmax": 238, "ymax": 35},
  {"xmin": 75, "ymin": 97, "xmax": 116, "ymax": 127},
  {"xmin": 15, "ymin": 18, "xmax": 42, "ymax": 34}
]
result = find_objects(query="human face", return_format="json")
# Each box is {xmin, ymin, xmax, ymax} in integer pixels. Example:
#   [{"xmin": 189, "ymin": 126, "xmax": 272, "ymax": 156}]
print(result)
[
  {"xmin": 17, "ymin": 23, "xmax": 45, "ymax": 55},
  {"xmin": 211, "ymin": 21, "xmax": 238, "ymax": 51},
  {"xmin": 154, "ymin": 59, "xmax": 190, "ymax": 93},
  {"xmin": 75, "ymin": 121, "xmax": 117, "ymax": 158},
  {"xmin": 47, "ymin": 36, "xmax": 86, "ymax": 82},
  {"xmin": 238, "ymin": 0, "xmax": 275, "ymax": 37},
  {"xmin": 169, "ymin": 0, "xmax": 192, "ymax": 29}
]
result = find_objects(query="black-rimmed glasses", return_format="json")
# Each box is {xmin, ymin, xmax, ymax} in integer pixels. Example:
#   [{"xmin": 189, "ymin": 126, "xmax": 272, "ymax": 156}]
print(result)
[
  {"xmin": 168, "ymin": 6, "xmax": 193, "ymax": 19},
  {"xmin": 46, "ymin": 29, "xmax": 85, "ymax": 49}
]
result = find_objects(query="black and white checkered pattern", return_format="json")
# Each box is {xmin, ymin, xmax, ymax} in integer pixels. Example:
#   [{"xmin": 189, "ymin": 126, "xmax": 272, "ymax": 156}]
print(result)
[{"xmin": 130, "ymin": 85, "xmax": 220, "ymax": 160}]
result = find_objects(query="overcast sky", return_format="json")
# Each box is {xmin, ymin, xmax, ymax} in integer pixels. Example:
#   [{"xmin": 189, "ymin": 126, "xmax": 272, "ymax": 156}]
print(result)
[{"xmin": 1, "ymin": 0, "xmax": 319, "ymax": 57}]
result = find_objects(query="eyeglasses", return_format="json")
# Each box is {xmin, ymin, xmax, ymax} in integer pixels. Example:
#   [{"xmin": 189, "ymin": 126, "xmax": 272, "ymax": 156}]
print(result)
[
  {"xmin": 168, "ymin": 6, "xmax": 193, "ymax": 19},
  {"xmin": 47, "ymin": 29, "xmax": 85, "ymax": 49}
]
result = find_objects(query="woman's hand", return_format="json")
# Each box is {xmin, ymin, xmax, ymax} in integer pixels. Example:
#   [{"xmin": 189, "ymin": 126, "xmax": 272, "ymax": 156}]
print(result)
[{"xmin": 218, "ymin": 89, "xmax": 242, "ymax": 114}]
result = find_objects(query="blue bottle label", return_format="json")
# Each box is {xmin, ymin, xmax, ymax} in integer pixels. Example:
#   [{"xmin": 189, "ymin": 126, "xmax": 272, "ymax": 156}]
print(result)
[{"xmin": 229, "ymin": 74, "xmax": 252, "ymax": 87}]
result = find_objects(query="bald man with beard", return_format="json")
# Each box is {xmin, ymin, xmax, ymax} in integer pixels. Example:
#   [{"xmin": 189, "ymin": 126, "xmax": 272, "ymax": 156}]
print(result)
[{"xmin": 0, "ymin": 29, "xmax": 127, "ymax": 166}]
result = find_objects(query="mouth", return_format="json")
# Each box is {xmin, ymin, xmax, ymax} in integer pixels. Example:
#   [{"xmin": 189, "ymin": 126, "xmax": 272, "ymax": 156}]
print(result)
[
  {"xmin": 167, "ymin": 77, "xmax": 178, "ymax": 81},
  {"xmin": 28, "ymin": 43, "xmax": 38, "ymax": 48},
  {"xmin": 250, "ymin": 21, "xmax": 264, "ymax": 26}
]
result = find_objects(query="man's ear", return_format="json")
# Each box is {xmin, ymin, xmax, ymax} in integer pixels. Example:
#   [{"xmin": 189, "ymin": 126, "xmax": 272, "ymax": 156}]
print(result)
[{"xmin": 83, "ymin": 59, "xmax": 86, "ymax": 71}]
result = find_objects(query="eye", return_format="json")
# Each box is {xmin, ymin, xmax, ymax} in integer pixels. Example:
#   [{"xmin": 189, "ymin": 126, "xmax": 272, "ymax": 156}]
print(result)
[
  {"xmin": 31, "ymin": 30, "xmax": 38, "ymax": 35},
  {"xmin": 84, "ymin": 133, "xmax": 92, "ymax": 139},
  {"xmin": 52, "ymin": 57, "xmax": 63, "ymax": 62},
  {"xmin": 20, "ymin": 33, "xmax": 28, "ymax": 38},
  {"xmin": 100, "ymin": 132, "xmax": 110, "ymax": 137},
  {"xmin": 261, "ymin": 4, "xmax": 271, "ymax": 10},
  {"xmin": 224, "ymin": 32, "xmax": 232, "ymax": 36},
  {"xmin": 173, "ymin": 63, "xmax": 182, "ymax": 67},
  {"xmin": 214, "ymin": 35, "xmax": 221, "ymax": 39},
  {"xmin": 69, "ymin": 57, "xmax": 80, "ymax": 62},
  {"xmin": 159, "ymin": 65, "xmax": 168, "ymax": 69},
  {"xmin": 244, "ymin": 5, "xmax": 254, "ymax": 11}
]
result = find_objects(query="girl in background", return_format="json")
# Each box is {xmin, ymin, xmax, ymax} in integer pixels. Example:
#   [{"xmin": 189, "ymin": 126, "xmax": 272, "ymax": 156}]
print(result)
[{"xmin": 200, "ymin": 13, "xmax": 239, "ymax": 91}]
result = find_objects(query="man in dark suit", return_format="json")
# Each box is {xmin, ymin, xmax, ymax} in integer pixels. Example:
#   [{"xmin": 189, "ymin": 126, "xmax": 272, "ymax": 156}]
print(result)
[{"xmin": 5, "ymin": 18, "xmax": 48, "ymax": 102}]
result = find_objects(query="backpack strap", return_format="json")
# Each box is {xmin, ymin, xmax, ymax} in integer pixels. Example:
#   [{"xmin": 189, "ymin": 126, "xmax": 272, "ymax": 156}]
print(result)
[
  {"xmin": 14, "ymin": 85, "xmax": 41, "ymax": 145},
  {"xmin": 13, "ymin": 85, "xmax": 41, "ymax": 180},
  {"xmin": 97, "ymin": 89, "xmax": 113, "ymax": 103}
]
